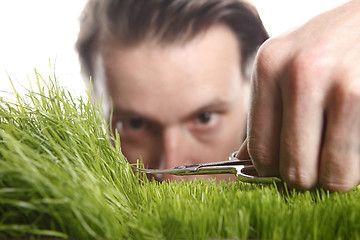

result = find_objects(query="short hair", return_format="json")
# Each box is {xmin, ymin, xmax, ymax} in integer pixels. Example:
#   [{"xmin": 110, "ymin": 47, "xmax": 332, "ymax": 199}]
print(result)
[{"xmin": 76, "ymin": 0, "xmax": 269, "ymax": 79}]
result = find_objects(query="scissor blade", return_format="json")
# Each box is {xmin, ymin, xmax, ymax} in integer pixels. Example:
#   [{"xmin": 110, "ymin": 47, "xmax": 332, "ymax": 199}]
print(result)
[
  {"xmin": 135, "ymin": 166, "xmax": 238, "ymax": 176},
  {"xmin": 134, "ymin": 167, "xmax": 198, "ymax": 175},
  {"xmin": 134, "ymin": 159, "xmax": 248, "ymax": 176}
]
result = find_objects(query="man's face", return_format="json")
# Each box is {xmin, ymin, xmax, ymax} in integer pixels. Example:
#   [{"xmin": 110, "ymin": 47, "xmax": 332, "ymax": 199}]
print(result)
[{"xmin": 94, "ymin": 24, "xmax": 250, "ymax": 181}]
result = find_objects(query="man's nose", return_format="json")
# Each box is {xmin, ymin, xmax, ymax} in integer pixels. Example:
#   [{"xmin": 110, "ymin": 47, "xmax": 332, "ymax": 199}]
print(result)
[{"xmin": 162, "ymin": 126, "xmax": 190, "ymax": 170}]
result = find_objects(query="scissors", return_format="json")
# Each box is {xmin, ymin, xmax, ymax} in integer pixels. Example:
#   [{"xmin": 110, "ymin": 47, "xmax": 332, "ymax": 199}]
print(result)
[{"xmin": 136, "ymin": 151, "xmax": 281, "ymax": 183}]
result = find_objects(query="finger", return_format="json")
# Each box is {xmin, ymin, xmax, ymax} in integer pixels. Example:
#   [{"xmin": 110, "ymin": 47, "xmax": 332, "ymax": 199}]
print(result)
[
  {"xmin": 319, "ymin": 82, "xmax": 360, "ymax": 192},
  {"xmin": 236, "ymin": 138, "xmax": 250, "ymax": 160},
  {"xmin": 278, "ymin": 64, "xmax": 324, "ymax": 190},
  {"xmin": 247, "ymin": 41, "xmax": 284, "ymax": 176}
]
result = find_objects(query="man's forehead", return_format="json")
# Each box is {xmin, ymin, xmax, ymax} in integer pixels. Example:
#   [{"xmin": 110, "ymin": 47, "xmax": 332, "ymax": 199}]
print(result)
[
  {"xmin": 99, "ymin": 24, "xmax": 242, "ymax": 80},
  {"xmin": 94, "ymin": 24, "xmax": 244, "ymax": 121}
]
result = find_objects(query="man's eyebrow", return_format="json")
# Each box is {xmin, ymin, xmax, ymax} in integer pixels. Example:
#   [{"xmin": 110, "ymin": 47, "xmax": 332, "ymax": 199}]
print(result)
[
  {"xmin": 186, "ymin": 100, "xmax": 231, "ymax": 118},
  {"xmin": 112, "ymin": 108, "xmax": 142, "ymax": 118},
  {"xmin": 112, "ymin": 100, "xmax": 231, "ymax": 120}
]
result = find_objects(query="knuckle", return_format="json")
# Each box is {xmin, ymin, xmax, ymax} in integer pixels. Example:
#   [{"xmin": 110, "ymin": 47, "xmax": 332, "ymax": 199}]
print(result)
[
  {"xmin": 255, "ymin": 38, "xmax": 283, "ymax": 79},
  {"xmin": 333, "ymin": 80, "xmax": 360, "ymax": 104},
  {"xmin": 319, "ymin": 150, "xmax": 360, "ymax": 192},
  {"xmin": 319, "ymin": 177, "xmax": 359, "ymax": 192},
  {"xmin": 282, "ymin": 167, "xmax": 316, "ymax": 190},
  {"xmin": 329, "ymin": 80, "xmax": 360, "ymax": 119},
  {"xmin": 288, "ymin": 51, "xmax": 322, "ymax": 89},
  {"xmin": 286, "ymin": 47, "xmax": 333, "ymax": 93}
]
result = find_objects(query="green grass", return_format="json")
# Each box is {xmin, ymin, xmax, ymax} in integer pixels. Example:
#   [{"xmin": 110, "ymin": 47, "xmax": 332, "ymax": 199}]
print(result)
[{"xmin": 0, "ymin": 72, "xmax": 359, "ymax": 240}]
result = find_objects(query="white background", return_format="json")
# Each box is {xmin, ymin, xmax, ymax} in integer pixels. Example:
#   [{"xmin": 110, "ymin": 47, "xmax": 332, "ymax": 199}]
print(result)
[{"xmin": 0, "ymin": 0, "xmax": 348, "ymax": 99}]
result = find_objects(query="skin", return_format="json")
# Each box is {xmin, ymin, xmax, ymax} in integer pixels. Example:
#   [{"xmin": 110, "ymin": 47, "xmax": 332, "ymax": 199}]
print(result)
[
  {"xmin": 93, "ymin": 24, "xmax": 250, "ymax": 181},
  {"xmin": 237, "ymin": 0, "xmax": 360, "ymax": 192}
]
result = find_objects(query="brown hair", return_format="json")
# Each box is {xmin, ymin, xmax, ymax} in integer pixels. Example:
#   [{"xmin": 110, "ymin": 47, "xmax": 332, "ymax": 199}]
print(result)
[{"xmin": 76, "ymin": 0, "xmax": 268, "ymax": 79}]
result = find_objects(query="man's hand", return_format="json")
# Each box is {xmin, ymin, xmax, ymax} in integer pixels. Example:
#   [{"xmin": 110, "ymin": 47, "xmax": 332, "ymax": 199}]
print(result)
[{"xmin": 237, "ymin": 0, "xmax": 360, "ymax": 192}]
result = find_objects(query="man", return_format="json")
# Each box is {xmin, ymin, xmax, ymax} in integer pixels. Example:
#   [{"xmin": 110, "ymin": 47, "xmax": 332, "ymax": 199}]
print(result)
[
  {"xmin": 76, "ymin": 0, "xmax": 268, "ymax": 182},
  {"xmin": 77, "ymin": 0, "xmax": 360, "ymax": 192}
]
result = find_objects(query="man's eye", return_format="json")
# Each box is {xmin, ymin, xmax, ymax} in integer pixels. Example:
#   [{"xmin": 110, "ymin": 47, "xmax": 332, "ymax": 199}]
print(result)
[
  {"xmin": 119, "ymin": 118, "xmax": 148, "ymax": 131},
  {"xmin": 189, "ymin": 111, "xmax": 220, "ymax": 133},
  {"xmin": 195, "ymin": 112, "xmax": 216, "ymax": 125},
  {"xmin": 126, "ymin": 118, "xmax": 147, "ymax": 130}
]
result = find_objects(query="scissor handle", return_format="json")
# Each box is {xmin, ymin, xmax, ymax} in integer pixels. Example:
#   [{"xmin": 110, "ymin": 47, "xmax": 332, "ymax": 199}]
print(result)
[{"xmin": 229, "ymin": 152, "xmax": 281, "ymax": 184}]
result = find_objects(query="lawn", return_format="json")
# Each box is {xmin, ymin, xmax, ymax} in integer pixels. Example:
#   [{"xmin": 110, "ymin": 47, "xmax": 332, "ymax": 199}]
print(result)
[{"xmin": 0, "ymin": 72, "xmax": 359, "ymax": 240}]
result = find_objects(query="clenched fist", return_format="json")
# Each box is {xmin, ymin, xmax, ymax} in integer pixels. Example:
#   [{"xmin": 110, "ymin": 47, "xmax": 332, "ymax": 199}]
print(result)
[{"xmin": 238, "ymin": 0, "xmax": 360, "ymax": 192}]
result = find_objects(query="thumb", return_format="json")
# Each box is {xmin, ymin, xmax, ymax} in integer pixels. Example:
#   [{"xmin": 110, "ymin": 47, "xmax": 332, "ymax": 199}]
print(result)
[{"xmin": 236, "ymin": 138, "xmax": 250, "ymax": 160}]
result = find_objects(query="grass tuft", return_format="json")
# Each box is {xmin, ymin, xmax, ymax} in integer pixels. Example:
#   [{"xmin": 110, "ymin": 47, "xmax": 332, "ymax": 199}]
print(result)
[{"xmin": 0, "ymin": 72, "xmax": 359, "ymax": 239}]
